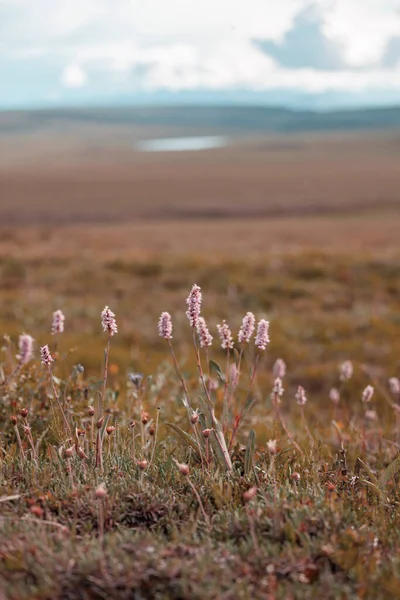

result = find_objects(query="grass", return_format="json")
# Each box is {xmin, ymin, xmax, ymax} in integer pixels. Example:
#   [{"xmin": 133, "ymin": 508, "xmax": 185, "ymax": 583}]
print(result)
[{"xmin": 0, "ymin": 214, "xmax": 399, "ymax": 598}]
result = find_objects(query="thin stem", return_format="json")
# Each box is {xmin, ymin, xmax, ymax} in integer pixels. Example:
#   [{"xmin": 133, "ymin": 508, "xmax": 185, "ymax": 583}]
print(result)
[
  {"xmin": 48, "ymin": 365, "xmax": 72, "ymax": 437},
  {"xmin": 228, "ymin": 354, "xmax": 260, "ymax": 451},
  {"xmin": 167, "ymin": 340, "xmax": 192, "ymax": 410},
  {"xmin": 274, "ymin": 399, "xmax": 303, "ymax": 456},
  {"xmin": 186, "ymin": 477, "xmax": 210, "ymax": 526},
  {"xmin": 13, "ymin": 424, "xmax": 25, "ymax": 464},
  {"xmin": 95, "ymin": 334, "xmax": 111, "ymax": 470},
  {"xmin": 148, "ymin": 408, "xmax": 160, "ymax": 467}
]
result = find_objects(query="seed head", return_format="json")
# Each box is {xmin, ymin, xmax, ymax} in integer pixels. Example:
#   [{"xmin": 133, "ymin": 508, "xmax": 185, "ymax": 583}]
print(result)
[
  {"xmin": 389, "ymin": 377, "xmax": 400, "ymax": 396},
  {"xmin": 340, "ymin": 360, "xmax": 353, "ymax": 381},
  {"xmin": 186, "ymin": 284, "xmax": 202, "ymax": 329},
  {"xmin": 238, "ymin": 312, "xmax": 255, "ymax": 344},
  {"xmin": 141, "ymin": 411, "xmax": 149, "ymax": 425},
  {"xmin": 329, "ymin": 387, "xmax": 340, "ymax": 405},
  {"xmin": 196, "ymin": 317, "xmax": 213, "ymax": 348},
  {"xmin": 51, "ymin": 309, "xmax": 65, "ymax": 335},
  {"xmin": 202, "ymin": 428, "xmax": 212, "ymax": 439},
  {"xmin": 272, "ymin": 358, "xmax": 286, "ymax": 379},
  {"xmin": 88, "ymin": 405, "xmax": 95, "ymax": 416},
  {"xmin": 101, "ymin": 305, "xmax": 118, "ymax": 336},
  {"xmin": 137, "ymin": 459, "xmax": 148, "ymax": 470},
  {"xmin": 267, "ymin": 439, "xmax": 277, "ymax": 455},
  {"xmin": 106, "ymin": 426, "xmax": 116, "ymax": 436},
  {"xmin": 295, "ymin": 385, "xmax": 307, "ymax": 406},
  {"xmin": 255, "ymin": 319, "xmax": 270, "ymax": 350},
  {"xmin": 40, "ymin": 344, "xmax": 53, "ymax": 366},
  {"xmin": 216, "ymin": 320, "xmax": 234, "ymax": 350},
  {"xmin": 362, "ymin": 385, "xmax": 374, "ymax": 403},
  {"xmin": 291, "ymin": 472, "xmax": 301, "ymax": 482},
  {"xmin": 158, "ymin": 312, "xmax": 173, "ymax": 340},
  {"xmin": 17, "ymin": 333, "xmax": 34, "ymax": 365}
]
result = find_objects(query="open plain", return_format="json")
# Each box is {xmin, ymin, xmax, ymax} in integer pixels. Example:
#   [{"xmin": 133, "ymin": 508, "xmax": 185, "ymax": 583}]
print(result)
[{"xmin": 1, "ymin": 107, "xmax": 400, "ymax": 599}]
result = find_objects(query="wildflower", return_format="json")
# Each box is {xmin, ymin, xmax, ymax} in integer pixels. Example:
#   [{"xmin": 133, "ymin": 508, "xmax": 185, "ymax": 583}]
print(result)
[
  {"xmin": 197, "ymin": 316, "xmax": 213, "ymax": 348},
  {"xmin": 20, "ymin": 408, "xmax": 28, "ymax": 418},
  {"xmin": 291, "ymin": 472, "xmax": 301, "ymax": 482},
  {"xmin": 329, "ymin": 387, "xmax": 340, "ymax": 405},
  {"xmin": 208, "ymin": 377, "xmax": 219, "ymax": 391},
  {"xmin": 255, "ymin": 319, "xmax": 270, "ymax": 350},
  {"xmin": 229, "ymin": 363, "xmax": 239, "ymax": 386},
  {"xmin": 128, "ymin": 373, "xmax": 144, "ymax": 387},
  {"xmin": 186, "ymin": 284, "xmax": 202, "ymax": 329},
  {"xmin": 362, "ymin": 385, "xmax": 374, "ymax": 403},
  {"xmin": 273, "ymin": 358, "xmax": 286, "ymax": 379},
  {"xmin": 101, "ymin": 306, "xmax": 118, "ymax": 336},
  {"xmin": 295, "ymin": 385, "xmax": 307, "ymax": 406},
  {"xmin": 389, "ymin": 377, "xmax": 400, "ymax": 396},
  {"xmin": 51, "ymin": 309, "xmax": 65, "ymax": 335},
  {"xmin": 17, "ymin": 333, "xmax": 34, "ymax": 365},
  {"xmin": 365, "ymin": 409, "xmax": 377, "ymax": 421},
  {"xmin": 238, "ymin": 312, "xmax": 255, "ymax": 344},
  {"xmin": 137, "ymin": 459, "xmax": 148, "ymax": 470},
  {"xmin": 216, "ymin": 320, "xmax": 234, "ymax": 350},
  {"xmin": 158, "ymin": 312, "xmax": 173, "ymax": 340},
  {"xmin": 267, "ymin": 439, "xmax": 277, "ymax": 455},
  {"xmin": 340, "ymin": 360, "xmax": 353, "ymax": 381},
  {"xmin": 106, "ymin": 426, "xmax": 116, "ymax": 435},
  {"xmin": 40, "ymin": 344, "xmax": 53, "ymax": 366},
  {"xmin": 272, "ymin": 377, "xmax": 284, "ymax": 400}
]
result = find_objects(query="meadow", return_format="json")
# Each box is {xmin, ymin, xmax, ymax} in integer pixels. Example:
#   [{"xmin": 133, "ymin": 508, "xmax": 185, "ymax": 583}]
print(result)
[{"xmin": 1, "ymin": 114, "xmax": 400, "ymax": 599}]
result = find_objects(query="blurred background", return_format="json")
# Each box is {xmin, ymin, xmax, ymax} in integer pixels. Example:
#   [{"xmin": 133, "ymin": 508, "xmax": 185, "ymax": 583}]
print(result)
[{"xmin": 1, "ymin": 0, "xmax": 400, "ymax": 384}]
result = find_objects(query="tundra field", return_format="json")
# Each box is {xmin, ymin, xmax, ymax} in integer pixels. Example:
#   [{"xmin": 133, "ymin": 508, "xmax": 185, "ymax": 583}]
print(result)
[{"xmin": 1, "ymin": 110, "xmax": 400, "ymax": 599}]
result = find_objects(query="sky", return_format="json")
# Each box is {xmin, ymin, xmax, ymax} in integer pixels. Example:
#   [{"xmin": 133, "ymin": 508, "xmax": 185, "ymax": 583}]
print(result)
[{"xmin": 1, "ymin": 0, "xmax": 400, "ymax": 110}]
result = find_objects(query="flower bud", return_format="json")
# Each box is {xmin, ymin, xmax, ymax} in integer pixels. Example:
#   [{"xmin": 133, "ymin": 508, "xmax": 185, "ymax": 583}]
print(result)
[
  {"xmin": 95, "ymin": 483, "xmax": 107, "ymax": 499},
  {"xmin": 243, "ymin": 487, "xmax": 258, "ymax": 503},
  {"xmin": 137, "ymin": 459, "xmax": 148, "ymax": 470},
  {"xmin": 202, "ymin": 428, "xmax": 212, "ymax": 438},
  {"xmin": 20, "ymin": 408, "xmax": 28, "ymax": 418},
  {"xmin": 88, "ymin": 406, "xmax": 95, "ymax": 416}
]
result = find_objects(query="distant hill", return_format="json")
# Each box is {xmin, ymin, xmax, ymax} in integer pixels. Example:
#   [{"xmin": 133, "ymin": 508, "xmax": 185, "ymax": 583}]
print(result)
[{"xmin": 1, "ymin": 104, "xmax": 400, "ymax": 136}]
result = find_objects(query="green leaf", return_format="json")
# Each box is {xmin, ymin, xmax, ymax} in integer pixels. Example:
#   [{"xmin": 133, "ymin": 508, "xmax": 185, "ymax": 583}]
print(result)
[
  {"xmin": 164, "ymin": 423, "xmax": 201, "ymax": 458},
  {"xmin": 244, "ymin": 429, "xmax": 256, "ymax": 475},
  {"xmin": 209, "ymin": 359, "xmax": 226, "ymax": 383}
]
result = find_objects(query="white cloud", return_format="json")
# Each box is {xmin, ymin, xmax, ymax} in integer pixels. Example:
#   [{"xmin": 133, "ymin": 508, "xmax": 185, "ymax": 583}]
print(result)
[
  {"xmin": 60, "ymin": 64, "xmax": 87, "ymax": 88},
  {"xmin": 0, "ymin": 0, "xmax": 400, "ymax": 106}
]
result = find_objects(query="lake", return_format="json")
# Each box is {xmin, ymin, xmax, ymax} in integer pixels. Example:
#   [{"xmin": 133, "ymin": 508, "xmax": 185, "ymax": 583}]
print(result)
[{"xmin": 135, "ymin": 136, "xmax": 229, "ymax": 152}]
